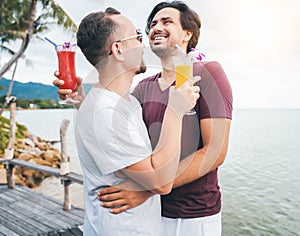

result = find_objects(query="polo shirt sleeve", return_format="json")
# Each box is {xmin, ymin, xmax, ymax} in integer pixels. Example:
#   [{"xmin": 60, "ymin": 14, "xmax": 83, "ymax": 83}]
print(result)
[{"xmin": 194, "ymin": 61, "xmax": 233, "ymax": 119}]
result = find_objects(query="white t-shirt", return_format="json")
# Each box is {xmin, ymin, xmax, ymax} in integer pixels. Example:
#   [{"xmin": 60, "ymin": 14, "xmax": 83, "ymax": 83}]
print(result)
[{"xmin": 75, "ymin": 87, "xmax": 162, "ymax": 236}]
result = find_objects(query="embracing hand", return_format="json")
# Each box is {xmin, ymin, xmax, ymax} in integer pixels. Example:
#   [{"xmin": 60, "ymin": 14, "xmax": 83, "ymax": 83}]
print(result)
[{"xmin": 97, "ymin": 179, "xmax": 154, "ymax": 214}]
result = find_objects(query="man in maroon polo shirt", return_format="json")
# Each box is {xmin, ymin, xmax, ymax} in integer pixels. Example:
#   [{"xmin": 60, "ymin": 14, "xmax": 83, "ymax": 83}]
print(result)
[{"xmin": 98, "ymin": 2, "xmax": 233, "ymax": 235}]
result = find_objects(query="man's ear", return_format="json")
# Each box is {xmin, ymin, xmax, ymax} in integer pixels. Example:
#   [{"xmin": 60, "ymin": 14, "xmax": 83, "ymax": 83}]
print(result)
[
  {"xmin": 184, "ymin": 31, "xmax": 193, "ymax": 43},
  {"xmin": 110, "ymin": 43, "xmax": 124, "ymax": 61}
]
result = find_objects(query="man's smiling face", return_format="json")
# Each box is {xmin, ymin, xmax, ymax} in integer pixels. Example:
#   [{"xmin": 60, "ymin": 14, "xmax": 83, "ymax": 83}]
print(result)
[{"xmin": 148, "ymin": 7, "xmax": 188, "ymax": 58}]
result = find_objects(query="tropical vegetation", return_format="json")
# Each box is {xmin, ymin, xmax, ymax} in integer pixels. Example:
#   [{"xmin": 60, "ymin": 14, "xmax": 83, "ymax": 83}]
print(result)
[
  {"xmin": 0, "ymin": 115, "xmax": 28, "ymax": 155},
  {"xmin": 0, "ymin": 0, "xmax": 77, "ymax": 78},
  {"xmin": 0, "ymin": 0, "xmax": 78, "ymax": 114}
]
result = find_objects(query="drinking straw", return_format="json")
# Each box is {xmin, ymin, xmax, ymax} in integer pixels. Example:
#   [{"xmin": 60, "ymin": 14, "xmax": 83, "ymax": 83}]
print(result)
[
  {"xmin": 44, "ymin": 37, "xmax": 57, "ymax": 47},
  {"xmin": 175, "ymin": 44, "xmax": 186, "ymax": 55}
]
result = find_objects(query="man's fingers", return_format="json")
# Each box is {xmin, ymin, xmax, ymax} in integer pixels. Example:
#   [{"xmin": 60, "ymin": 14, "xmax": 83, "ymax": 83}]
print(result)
[
  {"xmin": 54, "ymin": 71, "xmax": 60, "ymax": 78},
  {"xmin": 98, "ymin": 191, "xmax": 123, "ymax": 202},
  {"xmin": 100, "ymin": 199, "xmax": 124, "ymax": 208},
  {"xmin": 188, "ymin": 75, "xmax": 201, "ymax": 84},
  {"xmin": 194, "ymin": 85, "xmax": 200, "ymax": 94},
  {"xmin": 98, "ymin": 186, "xmax": 120, "ymax": 197},
  {"xmin": 109, "ymin": 205, "xmax": 130, "ymax": 214},
  {"xmin": 76, "ymin": 76, "xmax": 83, "ymax": 85},
  {"xmin": 53, "ymin": 79, "xmax": 64, "ymax": 87}
]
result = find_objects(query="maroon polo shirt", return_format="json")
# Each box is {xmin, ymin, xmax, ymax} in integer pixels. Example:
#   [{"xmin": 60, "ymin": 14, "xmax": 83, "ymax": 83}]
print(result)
[{"xmin": 132, "ymin": 61, "xmax": 233, "ymax": 218}]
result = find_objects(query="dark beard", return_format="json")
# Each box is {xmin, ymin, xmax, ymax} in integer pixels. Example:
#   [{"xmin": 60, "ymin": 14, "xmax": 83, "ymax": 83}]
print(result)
[
  {"xmin": 135, "ymin": 60, "xmax": 147, "ymax": 74},
  {"xmin": 150, "ymin": 45, "xmax": 174, "ymax": 59}
]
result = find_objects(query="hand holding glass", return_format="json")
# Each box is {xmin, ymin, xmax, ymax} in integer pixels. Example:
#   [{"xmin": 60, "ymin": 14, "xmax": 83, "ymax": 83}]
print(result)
[
  {"xmin": 173, "ymin": 55, "xmax": 196, "ymax": 115},
  {"xmin": 56, "ymin": 44, "xmax": 79, "ymax": 104}
]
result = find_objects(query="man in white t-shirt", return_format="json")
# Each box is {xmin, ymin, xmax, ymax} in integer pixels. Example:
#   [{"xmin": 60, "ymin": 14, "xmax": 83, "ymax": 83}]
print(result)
[{"xmin": 72, "ymin": 7, "xmax": 200, "ymax": 236}]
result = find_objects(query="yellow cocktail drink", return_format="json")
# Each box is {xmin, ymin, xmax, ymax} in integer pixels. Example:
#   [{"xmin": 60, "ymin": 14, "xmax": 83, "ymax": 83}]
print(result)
[{"xmin": 175, "ymin": 64, "xmax": 192, "ymax": 89}]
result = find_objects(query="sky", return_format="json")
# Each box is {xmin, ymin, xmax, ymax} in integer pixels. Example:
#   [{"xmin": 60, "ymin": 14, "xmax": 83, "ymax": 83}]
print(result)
[{"xmin": 1, "ymin": 0, "xmax": 300, "ymax": 109}]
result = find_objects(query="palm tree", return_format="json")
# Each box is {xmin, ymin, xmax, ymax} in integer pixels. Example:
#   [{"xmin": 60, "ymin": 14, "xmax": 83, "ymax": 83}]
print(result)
[{"xmin": 0, "ymin": 0, "xmax": 77, "ymax": 79}]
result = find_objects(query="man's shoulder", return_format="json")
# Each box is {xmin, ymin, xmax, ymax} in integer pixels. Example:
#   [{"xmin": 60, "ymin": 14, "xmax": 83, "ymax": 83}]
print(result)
[{"xmin": 193, "ymin": 61, "xmax": 222, "ymax": 74}]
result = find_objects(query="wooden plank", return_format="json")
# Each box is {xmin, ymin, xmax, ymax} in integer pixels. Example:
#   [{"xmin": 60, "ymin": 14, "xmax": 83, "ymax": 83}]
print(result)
[
  {"xmin": 0, "ymin": 191, "xmax": 15, "ymax": 204},
  {"xmin": 7, "ymin": 159, "xmax": 83, "ymax": 184},
  {"xmin": 0, "ymin": 205, "xmax": 48, "ymax": 234},
  {"xmin": 0, "ymin": 224, "xmax": 19, "ymax": 236},
  {"xmin": 65, "ymin": 172, "xmax": 83, "ymax": 185},
  {"xmin": 0, "ymin": 190, "xmax": 57, "ymax": 232},
  {"xmin": 0, "ymin": 185, "xmax": 7, "ymax": 193},
  {"xmin": 0, "ymin": 212, "xmax": 35, "ymax": 236},
  {"xmin": 8, "ymin": 159, "xmax": 61, "ymax": 176},
  {"xmin": 68, "ymin": 227, "xmax": 83, "ymax": 236},
  {"xmin": 14, "ymin": 202, "xmax": 66, "ymax": 230},
  {"xmin": 59, "ymin": 230, "xmax": 74, "ymax": 236},
  {"xmin": 2, "ymin": 187, "xmax": 83, "ymax": 229},
  {"xmin": 0, "ymin": 189, "xmax": 84, "ymax": 235},
  {"xmin": 16, "ymin": 186, "xmax": 84, "ymax": 219},
  {"xmin": 4, "ymin": 191, "xmax": 78, "ymax": 229},
  {"xmin": 14, "ymin": 187, "xmax": 84, "ymax": 224},
  {"xmin": 48, "ymin": 231, "xmax": 61, "ymax": 236},
  {"xmin": 0, "ymin": 185, "xmax": 84, "ymax": 235}
]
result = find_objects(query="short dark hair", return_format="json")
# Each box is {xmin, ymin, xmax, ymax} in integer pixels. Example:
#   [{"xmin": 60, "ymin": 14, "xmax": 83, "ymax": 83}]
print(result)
[
  {"xmin": 77, "ymin": 7, "xmax": 121, "ymax": 67},
  {"xmin": 145, "ymin": 1, "xmax": 201, "ymax": 53}
]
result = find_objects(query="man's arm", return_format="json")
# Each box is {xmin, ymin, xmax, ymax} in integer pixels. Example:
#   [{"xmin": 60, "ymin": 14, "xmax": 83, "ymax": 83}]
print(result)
[
  {"xmin": 98, "ymin": 117, "xmax": 230, "ymax": 213},
  {"xmin": 119, "ymin": 77, "xmax": 200, "ymax": 194},
  {"xmin": 173, "ymin": 117, "xmax": 231, "ymax": 188}
]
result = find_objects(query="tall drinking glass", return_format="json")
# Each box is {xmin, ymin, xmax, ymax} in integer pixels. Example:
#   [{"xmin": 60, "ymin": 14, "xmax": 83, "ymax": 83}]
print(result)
[
  {"xmin": 56, "ymin": 43, "xmax": 79, "ymax": 104},
  {"xmin": 173, "ymin": 55, "xmax": 196, "ymax": 115}
]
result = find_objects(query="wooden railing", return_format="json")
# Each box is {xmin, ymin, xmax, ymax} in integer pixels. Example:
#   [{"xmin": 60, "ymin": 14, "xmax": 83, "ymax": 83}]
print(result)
[{"xmin": 0, "ymin": 99, "xmax": 83, "ymax": 211}]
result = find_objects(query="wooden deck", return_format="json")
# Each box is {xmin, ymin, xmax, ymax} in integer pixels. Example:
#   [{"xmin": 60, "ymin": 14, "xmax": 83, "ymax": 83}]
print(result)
[{"xmin": 0, "ymin": 185, "xmax": 84, "ymax": 236}]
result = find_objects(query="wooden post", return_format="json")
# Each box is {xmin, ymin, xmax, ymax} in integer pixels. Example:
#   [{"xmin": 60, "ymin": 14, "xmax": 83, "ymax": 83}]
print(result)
[
  {"xmin": 5, "ymin": 98, "xmax": 17, "ymax": 188},
  {"xmin": 59, "ymin": 119, "xmax": 72, "ymax": 210},
  {"xmin": 60, "ymin": 119, "xmax": 70, "ymax": 165},
  {"xmin": 63, "ymin": 179, "xmax": 72, "ymax": 210},
  {"xmin": 6, "ymin": 163, "xmax": 15, "ymax": 189}
]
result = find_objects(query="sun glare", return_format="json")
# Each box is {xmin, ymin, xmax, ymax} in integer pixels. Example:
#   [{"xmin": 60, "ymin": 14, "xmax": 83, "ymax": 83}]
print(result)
[{"xmin": 236, "ymin": 1, "xmax": 288, "ymax": 48}]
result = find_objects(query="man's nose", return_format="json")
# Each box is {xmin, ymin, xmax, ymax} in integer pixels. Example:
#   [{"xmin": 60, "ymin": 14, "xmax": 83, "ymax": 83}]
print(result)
[{"xmin": 152, "ymin": 21, "xmax": 164, "ymax": 32}]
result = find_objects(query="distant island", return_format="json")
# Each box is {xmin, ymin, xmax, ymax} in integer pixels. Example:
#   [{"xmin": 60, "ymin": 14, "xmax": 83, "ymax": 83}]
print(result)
[
  {"xmin": 0, "ymin": 78, "xmax": 93, "ymax": 109},
  {"xmin": 0, "ymin": 78, "xmax": 69, "ymax": 109},
  {"xmin": 0, "ymin": 78, "xmax": 59, "ymax": 101}
]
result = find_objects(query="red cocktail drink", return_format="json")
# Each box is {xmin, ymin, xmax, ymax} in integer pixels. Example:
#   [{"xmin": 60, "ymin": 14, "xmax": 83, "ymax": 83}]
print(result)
[
  {"xmin": 56, "ymin": 45, "xmax": 77, "ymax": 90},
  {"xmin": 55, "ymin": 43, "xmax": 79, "ymax": 104}
]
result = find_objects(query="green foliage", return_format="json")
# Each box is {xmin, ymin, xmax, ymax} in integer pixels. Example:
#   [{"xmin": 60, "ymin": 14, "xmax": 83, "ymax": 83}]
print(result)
[
  {"xmin": 0, "ymin": 0, "xmax": 29, "ymax": 43},
  {"xmin": 0, "ymin": 0, "xmax": 77, "ymax": 44},
  {"xmin": 0, "ymin": 116, "xmax": 10, "ymax": 154},
  {"xmin": 0, "ymin": 97, "xmax": 71, "ymax": 109},
  {"xmin": 1, "ymin": 94, "xmax": 71, "ymax": 109},
  {"xmin": 16, "ymin": 99, "xmax": 30, "ymax": 109},
  {"xmin": 0, "ymin": 0, "xmax": 78, "ymax": 78},
  {"xmin": 36, "ymin": 0, "xmax": 78, "ymax": 33},
  {"xmin": 35, "ymin": 99, "xmax": 57, "ymax": 109},
  {"xmin": 0, "ymin": 115, "xmax": 28, "ymax": 155}
]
